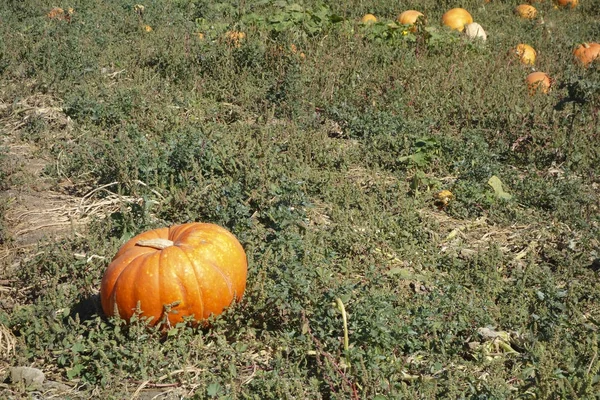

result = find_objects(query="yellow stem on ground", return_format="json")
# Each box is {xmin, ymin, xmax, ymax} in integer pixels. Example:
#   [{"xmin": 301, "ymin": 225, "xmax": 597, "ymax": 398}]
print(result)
[{"xmin": 335, "ymin": 297, "xmax": 350, "ymax": 368}]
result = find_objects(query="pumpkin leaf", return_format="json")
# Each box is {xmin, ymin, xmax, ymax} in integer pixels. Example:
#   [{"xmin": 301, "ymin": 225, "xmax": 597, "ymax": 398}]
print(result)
[
  {"xmin": 487, "ymin": 175, "xmax": 512, "ymax": 200},
  {"xmin": 206, "ymin": 382, "xmax": 222, "ymax": 396},
  {"xmin": 387, "ymin": 267, "xmax": 428, "ymax": 282}
]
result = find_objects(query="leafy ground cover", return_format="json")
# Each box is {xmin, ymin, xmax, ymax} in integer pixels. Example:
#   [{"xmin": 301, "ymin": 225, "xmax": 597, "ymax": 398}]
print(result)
[{"xmin": 0, "ymin": 0, "xmax": 599, "ymax": 398}]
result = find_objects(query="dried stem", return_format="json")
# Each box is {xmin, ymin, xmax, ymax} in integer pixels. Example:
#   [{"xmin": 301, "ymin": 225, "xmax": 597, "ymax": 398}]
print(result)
[{"xmin": 136, "ymin": 239, "xmax": 174, "ymax": 250}]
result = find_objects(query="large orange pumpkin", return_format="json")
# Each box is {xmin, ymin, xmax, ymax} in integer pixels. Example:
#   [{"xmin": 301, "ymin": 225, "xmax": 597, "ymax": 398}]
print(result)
[
  {"xmin": 526, "ymin": 72, "xmax": 551, "ymax": 95},
  {"xmin": 515, "ymin": 4, "xmax": 537, "ymax": 19},
  {"xmin": 441, "ymin": 8, "xmax": 473, "ymax": 32},
  {"xmin": 100, "ymin": 223, "xmax": 248, "ymax": 327},
  {"xmin": 573, "ymin": 42, "xmax": 600, "ymax": 67}
]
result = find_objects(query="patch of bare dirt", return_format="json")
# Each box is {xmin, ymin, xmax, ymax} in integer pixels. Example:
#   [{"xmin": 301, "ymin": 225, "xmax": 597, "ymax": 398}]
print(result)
[
  {"xmin": 0, "ymin": 94, "xmax": 156, "ymax": 270},
  {"xmin": 1, "ymin": 95, "xmax": 77, "ymax": 267}
]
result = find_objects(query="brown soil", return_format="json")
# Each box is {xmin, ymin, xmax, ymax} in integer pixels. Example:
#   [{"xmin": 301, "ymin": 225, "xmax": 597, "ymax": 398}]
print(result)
[{"xmin": 1, "ymin": 95, "xmax": 80, "ymax": 272}]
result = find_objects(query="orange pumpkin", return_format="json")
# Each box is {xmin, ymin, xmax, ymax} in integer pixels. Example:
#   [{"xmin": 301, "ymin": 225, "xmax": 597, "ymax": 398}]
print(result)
[
  {"xmin": 100, "ymin": 223, "xmax": 248, "ymax": 327},
  {"xmin": 47, "ymin": 7, "xmax": 73, "ymax": 21},
  {"xmin": 397, "ymin": 10, "xmax": 424, "ymax": 27},
  {"xmin": 526, "ymin": 72, "xmax": 551, "ymax": 95},
  {"xmin": 361, "ymin": 14, "xmax": 377, "ymax": 24},
  {"xmin": 515, "ymin": 44, "xmax": 537, "ymax": 65},
  {"xmin": 515, "ymin": 4, "xmax": 537, "ymax": 19},
  {"xmin": 441, "ymin": 8, "xmax": 473, "ymax": 32},
  {"xmin": 573, "ymin": 43, "xmax": 600, "ymax": 67},
  {"xmin": 555, "ymin": 0, "xmax": 578, "ymax": 7},
  {"xmin": 47, "ymin": 7, "xmax": 65, "ymax": 19}
]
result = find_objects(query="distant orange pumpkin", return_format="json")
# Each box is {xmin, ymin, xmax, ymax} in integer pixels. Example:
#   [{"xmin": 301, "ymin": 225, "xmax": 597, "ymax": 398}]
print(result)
[
  {"xmin": 397, "ymin": 10, "xmax": 424, "ymax": 28},
  {"xmin": 225, "ymin": 31, "xmax": 246, "ymax": 47},
  {"xmin": 526, "ymin": 72, "xmax": 551, "ymax": 95},
  {"xmin": 515, "ymin": 4, "xmax": 537, "ymax": 19},
  {"xmin": 515, "ymin": 44, "xmax": 537, "ymax": 65},
  {"xmin": 361, "ymin": 14, "xmax": 378, "ymax": 24},
  {"xmin": 47, "ymin": 7, "xmax": 73, "ymax": 21},
  {"xmin": 555, "ymin": 0, "xmax": 578, "ymax": 8},
  {"xmin": 442, "ymin": 8, "xmax": 473, "ymax": 32},
  {"xmin": 573, "ymin": 43, "xmax": 600, "ymax": 67}
]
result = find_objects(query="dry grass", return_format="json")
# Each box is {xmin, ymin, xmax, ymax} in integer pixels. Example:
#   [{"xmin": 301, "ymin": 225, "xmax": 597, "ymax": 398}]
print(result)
[
  {"xmin": 0, "ymin": 324, "xmax": 16, "ymax": 360},
  {"xmin": 0, "ymin": 94, "xmax": 71, "ymax": 134},
  {"xmin": 1, "ymin": 94, "xmax": 162, "ymax": 249},
  {"xmin": 306, "ymin": 198, "xmax": 332, "ymax": 229},
  {"xmin": 5, "ymin": 181, "xmax": 161, "ymax": 244},
  {"xmin": 346, "ymin": 165, "xmax": 398, "ymax": 190},
  {"xmin": 419, "ymin": 207, "xmax": 572, "ymax": 268}
]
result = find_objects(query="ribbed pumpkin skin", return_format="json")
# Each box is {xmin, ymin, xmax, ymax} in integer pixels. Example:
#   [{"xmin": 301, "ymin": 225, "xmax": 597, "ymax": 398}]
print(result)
[{"xmin": 100, "ymin": 223, "xmax": 248, "ymax": 327}]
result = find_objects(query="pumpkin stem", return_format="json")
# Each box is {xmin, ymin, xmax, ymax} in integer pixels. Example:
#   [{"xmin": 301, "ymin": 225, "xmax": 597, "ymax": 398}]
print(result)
[{"xmin": 136, "ymin": 238, "xmax": 174, "ymax": 250}]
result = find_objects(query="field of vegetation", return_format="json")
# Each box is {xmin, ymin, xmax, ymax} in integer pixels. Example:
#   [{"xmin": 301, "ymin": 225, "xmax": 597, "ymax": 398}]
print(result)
[{"xmin": 0, "ymin": 0, "xmax": 599, "ymax": 398}]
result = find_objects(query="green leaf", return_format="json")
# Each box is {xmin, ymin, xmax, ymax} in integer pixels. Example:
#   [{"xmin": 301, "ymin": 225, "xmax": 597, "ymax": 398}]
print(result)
[
  {"xmin": 487, "ymin": 175, "xmax": 512, "ymax": 200},
  {"xmin": 207, "ymin": 382, "xmax": 221, "ymax": 396},
  {"xmin": 241, "ymin": 13, "xmax": 265, "ymax": 25},
  {"xmin": 67, "ymin": 364, "xmax": 84, "ymax": 379},
  {"xmin": 286, "ymin": 4, "xmax": 305, "ymax": 13},
  {"xmin": 71, "ymin": 342, "xmax": 85, "ymax": 353},
  {"xmin": 387, "ymin": 267, "xmax": 428, "ymax": 282}
]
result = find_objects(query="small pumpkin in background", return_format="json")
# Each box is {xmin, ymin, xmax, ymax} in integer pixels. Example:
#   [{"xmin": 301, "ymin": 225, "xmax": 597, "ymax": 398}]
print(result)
[
  {"xmin": 434, "ymin": 190, "xmax": 454, "ymax": 209},
  {"xmin": 464, "ymin": 23, "xmax": 487, "ymax": 41},
  {"xmin": 225, "ymin": 31, "xmax": 246, "ymax": 48},
  {"xmin": 573, "ymin": 43, "xmax": 600, "ymax": 67},
  {"xmin": 515, "ymin": 43, "xmax": 537, "ymax": 65},
  {"xmin": 47, "ymin": 7, "xmax": 65, "ymax": 19},
  {"xmin": 100, "ymin": 223, "xmax": 248, "ymax": 328},
  {"xmin": 442, "ymin": 8, "xmax": 473, "ymax": 32},
  {"xmin": 515, "ymin": 4, "xmax": 537, "ymax": 19},
  {"xmin": 397, "ymin": 10, "xmax": 424, "ymax": 31},
  {"xmin": 526, "ymin": 72, "xmax": 551, "ymax": 95},
  {"xmin": 290, "ymin": 44, "xmax": 306, "ymax": 60},
  {"xmin": 361, "ymin": 14, "xmax": 378, "ymax": 24},
  {"xmin": 47, "ymin": 7, "xmax": 74, "ymax": 22},
  {"xmin": 555, "ymin": 0, "xmax": 578, "ymax": 8}
]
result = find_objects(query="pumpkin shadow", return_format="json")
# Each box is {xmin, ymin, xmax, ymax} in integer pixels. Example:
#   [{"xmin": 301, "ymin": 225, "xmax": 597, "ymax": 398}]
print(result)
[
  {"xmin": 554, "ymin": 81, "xmax": 588, "ymax": 111},
  {"xmin": 68, "ymin": 293, "xmax": 104, "ymax": 323}
]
